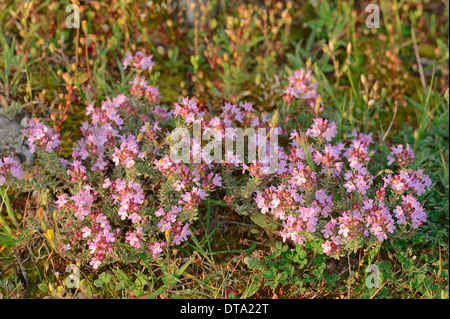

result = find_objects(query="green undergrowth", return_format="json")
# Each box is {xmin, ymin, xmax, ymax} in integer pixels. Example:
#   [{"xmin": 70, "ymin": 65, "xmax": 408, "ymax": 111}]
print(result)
[{"xmin": 0, "ymin": 0, "xmax": 448, "ymax": 299}]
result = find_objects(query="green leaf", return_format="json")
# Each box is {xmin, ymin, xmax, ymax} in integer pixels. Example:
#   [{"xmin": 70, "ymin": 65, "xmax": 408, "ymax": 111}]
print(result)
[
  {"xmin": 86, "ymin": 284, "xmax": 92, "ymax": 298},
  {"xmin": 228, "ymin": 291, "xmax": 236, "ymax": 299},
  {"xmin": 38, "ymin": 282, "xmax": 48, "ymax": 294},
  {"xmin": 174, "ymin": 257, "xmax": 194, "ymax": 279},
  {"xmin": 250, "ymin": 213, "xmax": 277, "ymax": 232},
  {"xmin": 241, "ymin": 277, "xmax": 260, "ymax": 299},
  {"xmin": 147, "ymin": 285, "xmax": 167, "ymax": 299},
  {"xmin": 99, "ymin": 272, "xmax": 111, "ymax": 284},
  {"xmin": 244, "ymin": 257, "xmax": 267, "ymax": 271},
  {"xmin": 298, "ymin": 134, "xmax": 316, "ymax": 173},
  {"xmin": 296, "ymin": 246, "xmax": 307, "ymax": 259},
  {"xmin": 113, "ymin": 267, "xmax": 133, "ymax": 288}
]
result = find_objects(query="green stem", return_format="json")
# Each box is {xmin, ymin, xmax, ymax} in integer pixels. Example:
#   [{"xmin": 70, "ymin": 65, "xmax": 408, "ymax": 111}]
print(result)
[
  {"xmin": 0, "ymin": 186, "xmax": 19, "ymax": 228},
  {"xmin": 0, "ymin": 213, "xmax": 12, "ymax": 235},
  {"xmin": 166, "ymin": 238, "xmax": 170, "ymax": 299}
]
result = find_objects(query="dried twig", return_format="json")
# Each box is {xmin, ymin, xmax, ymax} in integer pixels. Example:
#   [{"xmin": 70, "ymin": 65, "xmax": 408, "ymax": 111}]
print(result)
[
  {"xmin": 411, "ymin": 27, "xmax": 427, "ymax": 95},
  {"xmin": 14, "ymin": 248, "xmax": 29, "ymax": 298},
  {"xmin": 347, "ymin": 252, "xmax": 352, "ymax": 299},
  {"xmin": 369, "ymin": 280, "xmax": 388, "ymax": 299}
]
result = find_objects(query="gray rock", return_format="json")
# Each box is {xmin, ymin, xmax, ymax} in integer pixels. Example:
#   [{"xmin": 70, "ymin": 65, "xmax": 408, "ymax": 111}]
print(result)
[
  {"xmin": 176, "ymin": 0, "xmax": 218, "ymax": 28},
  {"xmin": 0, "ymin": 115, "xmax": 34, "ymax": 165}
]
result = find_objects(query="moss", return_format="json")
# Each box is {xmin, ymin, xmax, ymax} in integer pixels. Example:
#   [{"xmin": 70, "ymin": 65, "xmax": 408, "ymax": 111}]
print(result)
[
  {"xmin": 59, "ymin": 104, "xmax": 86, "ymax": 158},
  {"xmin": 157, "ymin": 70, "xmax": 185, "ymax": 105},
  {"xmin": 28, "ymin": 72, "xmax": 61, "ymax": 106},
  {"xmin": 211, "ymin": 224, "xmax": 257, "ymax": 263},
  {"xmin": 419, "ymin": 43, "xmax": 439, "ymax": 59}
]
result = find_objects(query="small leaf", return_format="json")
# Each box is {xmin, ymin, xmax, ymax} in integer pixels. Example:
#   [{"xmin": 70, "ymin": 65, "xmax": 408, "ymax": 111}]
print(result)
[
  {"xmin": 244, "ymin": 257, "xmax": 267, "ymax": 271},
  {"xmin": 76, "ymin": 72, "xmax": 89, "ymax": 84},
  {"xmin": 241, "ymin": 277, "xmax": 260, "ymax": 299},
  {"xmin": 38, "ymin": 282, "xmax": 48, "ymax": 294},
  {"xmin": 250, "ymin": 213, "xmax": 277, "ymax": 232}
]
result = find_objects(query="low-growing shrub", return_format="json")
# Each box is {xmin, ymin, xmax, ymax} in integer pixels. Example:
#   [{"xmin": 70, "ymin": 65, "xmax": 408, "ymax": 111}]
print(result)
[{"xmin": 1, "ymin": 51, "xmax": 432, "ymax": 273}]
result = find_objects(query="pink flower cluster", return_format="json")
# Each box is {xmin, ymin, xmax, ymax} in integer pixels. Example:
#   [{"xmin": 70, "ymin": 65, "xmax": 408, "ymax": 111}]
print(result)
[
  {"xmin": 0, "ymin": 157, "xmax": 24, "ymax": 186},
  {"xmin": 288, "ymin": 162, "xmax": 317, "ymax": 190},
  {"xmin": 66, "ymin": 160, "xmax": 88, "ymax": 182},
  {"xmin": 63, "ymin": 211, "xmax": 119, "ymax": 269},
  {"xmin": 306, "ymin": 118, "xmax": 337, "ymax": 142},
  {"xmin": 126, "ymin": 226, "xmax": 143, "ymax": 249},
  {"xmin": 283, "ymin": 68, "xmax": 322, "ymax": 112},
  {"xmin": 312, "ymin": 189, "xmax": 334, "ymax": 217},
  {"xmin": 343, "ymin": 169, "xmax": 374, "ymax": 195},
  {"xmin": 23, "ymin": 118, "xmax": 60, "ymax": 153},
  {"xmin": 102, "ymin": 178, "xmax": 145, "ymax": 223},
  {"xmin": 221, "ymin": 101, "xmax": 244, "ymax": 126},
  {"xmin": 180, "ymin": 187, "xmax": 207, "ymax": 210},
  {"xmin": 123, "ymin": 51, "xmax": 155, "ymax": 72},
  {"xmin": 153, "ymin": 155, "xmax": 222, "ymax": 211},
  {"xmin": 251, "ymin": 115, "xmax": 432, "ymax": 257},
  {"xmin": 362, "ymin": 199, "xmax": 396, "ymax": 242},
  {"xmin": 279, "ymin": 207, "xmax": 319, "ymax": 245},
  {"xmin": 16, "ymin": 52, "xmax": 187, "ymax": 270},
  {"xmin": 56, "ymin": 185, "xmax": 97, "ymax": 221},
  {"xmin": 255, "ymin": 184, "xmax": 303, "ymax": 219},
  {"xmin": 12, "ymin": 49, "xmax": 434, "ymax": 268},
  {"xmin": 129, "ymin": 76, "xmax": 160, "ymax": 104},
  {"xmin": 72, "ymin": 125, "xmax": 111, "ymax": 172},
  {"xmin": 173, "ymin": 96, "xmax": 205, "ymax": 124},
  {"xmin": 112, "ymin": 134, "xmax": 145, "ymax": 168},
  {"xmin": 155, "ymin": 206, "xmax": 191, "ymax": 246},
  {"xmin": 387, "ymin": 144, "xmax": 414, "ymax": 166},
  {"xmin": 393, "ymin": 195, "xmax": 427, "ymax": 229},
  {"xmin": 313, "ymin": 143, "xmax": 345, "ymax": 177},
  {"xmin": 84, "ymin": 212, "xmax": 118, "ymax": 269},
  {"xmin": 149, "ymin": 241, "xmax": 166, "ymax": 258},
  {"xmin": 341, "ymin": 131, "xmax": 375, "ymax": 195},
  {"xmin": 57, "ymin": 177, "xmax": 146, "ymax": 268},
  {"xmin": 337, "ymin": 208, "xmax": 364, "ymax": 241},
  {"xmin": 71, "ymin": 95, "xmax": 128, "ymax": 171},
  {"xmin": 383, "ymin": 168, "xmax": 432, "ymax": 196},
  {"xmin": 86, "ymin": 94, "xmax": 125, "ymax": 132},
  {"xmin": 152, "ymin": 105, "xmax": 173, "ymax": 123},
  {"xmin": 321, "ymin": 218, "xmax": 343, "ymax": 255}
]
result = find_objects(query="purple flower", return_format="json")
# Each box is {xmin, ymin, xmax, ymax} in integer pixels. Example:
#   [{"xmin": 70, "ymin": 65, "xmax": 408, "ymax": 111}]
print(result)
[
  {"xmin": 123, "ymin": 51, "xmax": 155, "ymax": 72},
  {"xmin": 343, "ymin": 170, "xmax": 373, "ymax": 195},
  {"xmin": 393, "ymin": 195, "xmax": 427, "ymax": 229},
  {"xmin": 337, "ymin": 210, "xmax": 364, "ymax": 241},
  {"xmin": 125, "ymin": 231, "xmax": 141, "ymax": 248},
  {"xmin": 387, "ymin": 144, "xmax": 414, "ymax": 166},
  {"xmin": 283, "ymin": 68, "xmax": 322, "ymax": 113},
  {"xmin": 89, "ymin": 258, "xmax": 102, "ymax": 270},
  {"xmin": 212, "ymin": 174, "xmax": 222, "ymax": 187},
  {"xmin": 23, "ymin": 118, "xmax": 60, "ymax": 153},
  {"xmin": 149, "ymin": 241, "xmax": 166, "ymax": 258},
  {"xmin": 70, "ymin": 186, "xmax": 97, "ymax": 220},
  {"xmin": 0, "ymin": 157, "xmax": 24, "ymax": 186},
  {"xmin": 362, "ymin": 201, "xmax": 396, "ymax": 242},
  {"xmin": 112, "ymin": 134, "xmax": 145, "ymax": 168},
  {"xmin": 306, "ymin": 118, "xmax": 337, "ymax": 142},
  {"xmin": 173, "ymin": 97, "xmax": 205, "ymax": 124}
]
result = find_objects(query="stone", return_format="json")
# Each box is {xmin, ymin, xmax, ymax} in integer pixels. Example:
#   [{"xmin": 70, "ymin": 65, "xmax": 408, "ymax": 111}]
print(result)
[{"xmin": 0, "ymin": 114, "xmax": 34, "ymax": 165}]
